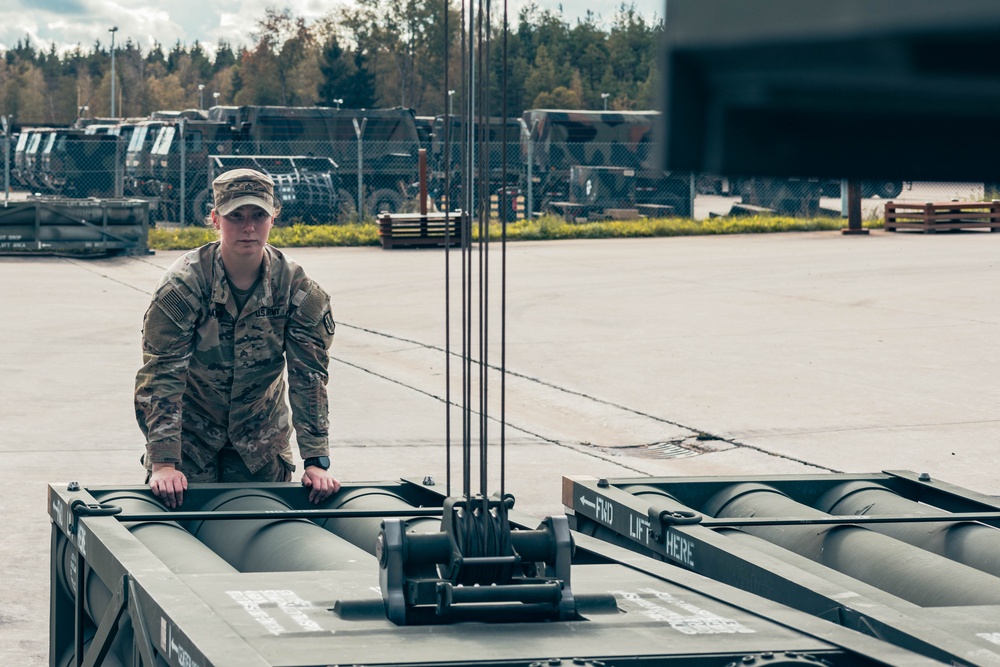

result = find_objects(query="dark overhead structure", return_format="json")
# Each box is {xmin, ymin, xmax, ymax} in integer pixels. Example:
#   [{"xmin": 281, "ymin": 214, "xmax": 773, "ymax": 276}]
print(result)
[{"xmin": 659, "ymin": 0, "xmax": 1000, "ymax": 182}]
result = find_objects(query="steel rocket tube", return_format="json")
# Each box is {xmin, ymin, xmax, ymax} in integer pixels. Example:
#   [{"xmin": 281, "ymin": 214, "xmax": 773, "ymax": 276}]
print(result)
[
  {"xmin": 318, "ymin": 487, "xmax": 442, "ymax": 556},
  {"xmin": 57, "ymin": 492, "xmax": 234, "ymax": 667},
  {"xmin": 57, "ymin": 492, "xmax": 238, "ymax": 623},
  {"xmin": 103, "ymin": 491, "xmax": 239, "ymax": 575},
  {"xmin": 817, "ymin": 480, "xmax": 1000, "ymax": 579},
  {"xmin": 189, "ymin": 489, "xmax": 373, "ymax": 572},
  {"xmin": 704, "ymin": 483, "xmax": 1000, "ymax": 607}
]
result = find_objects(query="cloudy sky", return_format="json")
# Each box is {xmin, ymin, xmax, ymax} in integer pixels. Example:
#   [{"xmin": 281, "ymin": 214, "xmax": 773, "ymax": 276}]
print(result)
[{"xmin": 1, "ymin": 0, "xmax": 663, "ymax": 57}]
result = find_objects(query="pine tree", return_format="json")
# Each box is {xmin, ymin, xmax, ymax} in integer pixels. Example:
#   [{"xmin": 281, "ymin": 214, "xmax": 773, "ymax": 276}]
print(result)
[{"xmin": 317, "ymin": 36, "xmax": 351, "ymax": 106}]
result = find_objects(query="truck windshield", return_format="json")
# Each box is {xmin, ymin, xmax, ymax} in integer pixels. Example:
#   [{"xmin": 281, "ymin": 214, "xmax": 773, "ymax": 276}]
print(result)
[
  {"xmin": 127, "ymin": 126, "xmax": 148, "ymax": 153},
  {"xmin": 151, "ymin": 126, "xmax": 175, "ymax": 156},
  {"xmin": 42, "ymin": 133, "xmax": 57, "ymax": 155}
]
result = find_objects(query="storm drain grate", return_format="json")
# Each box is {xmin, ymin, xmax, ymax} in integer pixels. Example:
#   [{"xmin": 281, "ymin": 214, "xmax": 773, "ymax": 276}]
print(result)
[{"xmin": 640, "ymin": 441, "xmax": 701, "ymax": 459}]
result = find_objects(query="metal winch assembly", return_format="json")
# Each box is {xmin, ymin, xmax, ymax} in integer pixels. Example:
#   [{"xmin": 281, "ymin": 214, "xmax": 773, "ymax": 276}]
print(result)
[{"xmin": 378, "ymin": 494, "xmax": 575, "ymax": 624}]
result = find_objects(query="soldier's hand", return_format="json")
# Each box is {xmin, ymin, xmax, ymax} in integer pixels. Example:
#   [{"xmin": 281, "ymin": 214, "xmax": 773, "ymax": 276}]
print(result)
[
  {"xmin": 302, "ymin": 467, "xmax": 340, "ymax": 504},
  {"xmin": 149, "ymin": 463, "xmax": 188, "ymax": 509}
]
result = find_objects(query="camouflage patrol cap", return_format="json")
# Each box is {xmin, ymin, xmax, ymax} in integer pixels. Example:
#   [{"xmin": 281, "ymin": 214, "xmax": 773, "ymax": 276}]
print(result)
[{"xmin": 212, "ymin": 168, "xmax": 279, "ymax": 216}]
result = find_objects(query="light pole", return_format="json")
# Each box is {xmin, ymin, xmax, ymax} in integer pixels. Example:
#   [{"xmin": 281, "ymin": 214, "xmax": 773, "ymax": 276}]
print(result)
[
  {"xmin": 333, "ymin": 98, "xmax": 343, "ymax": 110},
  {"xmin": 601, "ymin": 92, "xmax": 609, "ymax": 110},
  {"xmin": 448, "ymin": 90, "xmax": 456, "ymax": 116},
  {"xmin": 198, "ymin": 84, "xmax": 205, "ymax": 110},
  {"xmin": 212, "ymin": 91, "xmax": 220, "ymax": 106},
  {"xmin": 109, "ymin": 26, "xmax": 118, "ymax": 117},
  {"xmin": 352, "ymin": 117, "xmax": 367, "ymax": 217},
  {"xmin": 78, "ymin": 105, "xmax": 89, "ymax": 119},
  {"xmin": 2, "ymin": 115, "xmax": 10, "ymax": 202}
]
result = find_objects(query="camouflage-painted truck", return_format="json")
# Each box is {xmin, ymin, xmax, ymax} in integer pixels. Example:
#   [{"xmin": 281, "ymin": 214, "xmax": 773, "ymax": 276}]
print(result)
[
  {"xmin": 521, "ymin": 109, "xmax": 693, "ymax": 219},
  {"xmin": 229, "ymin": 105, "xmax": 422, "ymax": 216},
  {"xmin": 145, "ymin": 115, "xmax": 239, "ymax": 221},
  {"xmin": 141, "ymin": 105, "xmax": 421, "ymax": 221},
  {"xmin": 15, "ymin": 128, "xmax": 58, "ymax": 191},
  {"xmin": 11, "ymin": 127, "xmax": 120, "ymax": 198},
  {"xmin": 40, "ymin": 129, "xmax": 120, "ymax": 198},
  {"xmin": 429, "ymin": 115, "xmax": 524, "ymax": 215}
]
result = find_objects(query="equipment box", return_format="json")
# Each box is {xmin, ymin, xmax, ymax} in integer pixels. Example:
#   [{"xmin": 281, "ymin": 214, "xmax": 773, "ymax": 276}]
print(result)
[{"xmin": 0, "ymin": 197, "xmax": 150, "ymax": 255}]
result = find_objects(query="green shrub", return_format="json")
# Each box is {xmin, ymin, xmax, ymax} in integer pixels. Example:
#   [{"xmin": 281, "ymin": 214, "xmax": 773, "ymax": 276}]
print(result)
[{"xmin": 148, "ymin": 215, "xmax": 881, "ymax": 251}]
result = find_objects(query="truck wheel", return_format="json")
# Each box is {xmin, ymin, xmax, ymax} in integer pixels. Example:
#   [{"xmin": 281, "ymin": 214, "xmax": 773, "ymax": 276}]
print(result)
[
  {"xmin": 337, "ymin": 189, "xmax": 358, "ymax": 221},
  {"xmin": 878, "ymin": 180, "xmax": 903, "ymax": 199},
  {"xmin": 191, "ymin": 188, "xmax": 212, "ymax": 224},
  {"xmin": 367, "ymin": 189, "xmax": 403, "ymax": 216},
  {"xmin": 862, "ymin": 180, "xmax": 902, "ymax": 199}
]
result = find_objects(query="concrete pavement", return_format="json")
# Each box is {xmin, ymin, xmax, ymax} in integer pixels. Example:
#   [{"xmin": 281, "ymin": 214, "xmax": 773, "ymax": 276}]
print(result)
[{"xmin": 2, "ymin": 229, "xmax": 999, "ymax": 664}]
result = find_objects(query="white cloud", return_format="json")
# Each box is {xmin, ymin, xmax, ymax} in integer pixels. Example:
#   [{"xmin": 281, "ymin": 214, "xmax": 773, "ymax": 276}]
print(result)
[{"xmin": 0, "ymin": 0, "xmax": 661, "ymax": 58}]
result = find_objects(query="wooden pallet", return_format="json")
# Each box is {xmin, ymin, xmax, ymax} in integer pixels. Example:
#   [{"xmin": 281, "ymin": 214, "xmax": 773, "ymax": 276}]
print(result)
[
  {"xmin": 378, "ymin": 213, "xmax": 468, "ymax": 249},
  {"xmin": 885, "ymin": 200, "xmax": 1000, "ymax": 233}
]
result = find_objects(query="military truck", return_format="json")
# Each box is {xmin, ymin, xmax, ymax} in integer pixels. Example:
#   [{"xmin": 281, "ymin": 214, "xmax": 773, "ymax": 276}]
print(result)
[
  {"xmin": 145, "ymin": 117, "xmax": 238, "ymax": 221},
  {"xmin": 141, "ymin": 106, "xmax": 421, "ymax": 221},
  {"xmin": 40, "ymin": 129, "xmax": 120, "ymax": 198},
  {"xmin": 124, "ymin": 120, "xmax": 167, "ymax": 196},
  {"xmin": 11, "ymin": 129, "xmax": 36, "ymax": 187},
  {"xmin": 206, "ymin": 155, "xmax": 340, "ymax": 224},
  {"xmin": 564, "ymin": 164, "xmax": 691, "ymax": 219},
  {"xmin": 819, "ymin": 179, "xmax": 904, "ymax": 199},
  {"xmin": 415, "ymin": 115, "xmax": 434, "ymax": 153},
  {"xmin": 429, "ymin": 115, "xmax": 524, "ymax": 214},
  {"xmin": 522, "ymin": 109, "xmax": 693, "ymax": 218},
  {"xmin": 206, "ymin": 105, "xmax": 240, "ymax": 125},
  {"xmin": 17, "ymin": 129, "xmax": 56, "ymax": 191},
  {"xmin": 230, "ymin": 105, "xmax": 422, "ymax": 216}
]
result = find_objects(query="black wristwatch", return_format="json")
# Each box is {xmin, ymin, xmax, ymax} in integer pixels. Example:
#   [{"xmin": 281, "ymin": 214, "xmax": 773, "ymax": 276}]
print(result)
[{"xmin": 303, "ymin": 456, "xmax": 331, "ymax": 470}]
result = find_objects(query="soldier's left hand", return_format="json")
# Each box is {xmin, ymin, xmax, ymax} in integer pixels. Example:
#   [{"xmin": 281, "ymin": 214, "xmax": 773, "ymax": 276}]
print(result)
[{"xmin": 302, "ymin": 467, "xmax": 340, "ymax": 504}]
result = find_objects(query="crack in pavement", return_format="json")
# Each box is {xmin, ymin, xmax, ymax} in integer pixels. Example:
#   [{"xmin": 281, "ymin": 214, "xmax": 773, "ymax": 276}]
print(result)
[{"xmin": 337, "ymin": 322, "xmax": 839, "ymax": 473}]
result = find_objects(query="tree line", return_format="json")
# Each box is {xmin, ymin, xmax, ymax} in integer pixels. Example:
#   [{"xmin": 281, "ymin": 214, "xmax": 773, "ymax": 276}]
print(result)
[{"xmin": 0, "ymin": 1, "xmax": 661, "ymax": 127}]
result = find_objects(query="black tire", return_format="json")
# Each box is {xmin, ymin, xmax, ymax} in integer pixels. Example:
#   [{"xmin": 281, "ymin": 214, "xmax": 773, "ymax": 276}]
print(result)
[
  {"xmin": 337, "ymin": 188, "xmax": 359, "ymax": 221},
  {"xmin": 191, "ymin": 188, "xmax": 212, "ymax": 224},
  {"xmin": 863, "ymin": 180, "xmax": 903, "ymax": 199},
  {"xmin": 877, "ymin": 180, "xmax": 903, "ymax": 199},
  {"xmin": 367, "ymin": 189, "xmax": 403, "ymax": 216}
]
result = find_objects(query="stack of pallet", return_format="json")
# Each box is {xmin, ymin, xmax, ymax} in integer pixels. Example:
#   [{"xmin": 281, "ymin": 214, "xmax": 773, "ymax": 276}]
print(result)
[
  {"xmin": 885, "ymin": 200, "xmax": 1000, "ymax": 233},
  {"xmin": 378, "ymin": 212, "xmax": 468, "ymax": 249}
]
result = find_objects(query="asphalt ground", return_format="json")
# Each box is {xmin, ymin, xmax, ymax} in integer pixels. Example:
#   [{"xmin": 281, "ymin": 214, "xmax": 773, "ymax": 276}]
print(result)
[{"xmin": 2, "ymin": 229, "xmax": 999, "ymax": 664}]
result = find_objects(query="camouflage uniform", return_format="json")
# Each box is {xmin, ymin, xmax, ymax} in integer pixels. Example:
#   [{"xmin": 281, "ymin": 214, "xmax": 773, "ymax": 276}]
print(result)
[{"xmin": 135, "ymin": 242, "xmax": 335, "ymax": 479}]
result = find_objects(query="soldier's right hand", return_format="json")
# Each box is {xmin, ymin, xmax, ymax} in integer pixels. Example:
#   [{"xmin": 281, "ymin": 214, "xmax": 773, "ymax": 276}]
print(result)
[{"xmin": 149, "ymin": 463, "xmax": 188, "ymax": 509}]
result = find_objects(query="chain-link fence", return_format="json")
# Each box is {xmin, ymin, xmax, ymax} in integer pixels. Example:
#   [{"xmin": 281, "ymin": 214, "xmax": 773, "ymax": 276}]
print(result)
[{"xmin": 3, "ymin": 128, "xmax": 995, "ymax": 226}]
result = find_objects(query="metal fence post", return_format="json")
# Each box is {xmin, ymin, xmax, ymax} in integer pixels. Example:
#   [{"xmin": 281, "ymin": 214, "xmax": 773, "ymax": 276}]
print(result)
[
  {"xmin": 689, "ymin": 172, "xmax": 696, "ymax": 218},
  {"xmin": 353, "ymin": 117, "xmax": 367, "ymax": 219},
  {"xmin": 179, "ymin": 118, "xmax": 186, "ymax": 225},
  {"xmin": 524, "ymin": 123, "xmax": 535, "ymax": 218},
  {"xmin": 115, "ymin": 134, "xmax": 124, "ymax": 198},
  {"xmin": 2, "ymin": 115, "xmax": 9, "ymax": 202},
  {"xmin": 208, "ymin": 157, "xmax": 216, "ymax": 215}
]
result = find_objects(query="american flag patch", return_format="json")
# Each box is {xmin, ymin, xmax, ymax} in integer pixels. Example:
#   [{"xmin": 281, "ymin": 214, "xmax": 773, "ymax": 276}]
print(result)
[{"xmin": 160, "ymin": 288, "xmax": 190, "ymax": 322}]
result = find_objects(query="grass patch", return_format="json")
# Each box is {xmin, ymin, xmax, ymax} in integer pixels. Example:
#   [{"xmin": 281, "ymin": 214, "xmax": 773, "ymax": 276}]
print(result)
[
  {"xmin": 494, "ymin": 214, "xmax": 881, "ymax": 241},
  {"xmin": 148, "ymin": 214, "xmax": 883, "ymax": 251},
  {"xmin": 149, "ymin": 223, "xmax": 382, "ymax": 250}
]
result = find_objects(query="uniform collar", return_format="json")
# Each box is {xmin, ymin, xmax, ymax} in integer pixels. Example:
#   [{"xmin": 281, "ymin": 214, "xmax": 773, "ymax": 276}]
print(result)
[{"xmin": 211, "ymin": 243, "xmax": 275, "ymax": 307}]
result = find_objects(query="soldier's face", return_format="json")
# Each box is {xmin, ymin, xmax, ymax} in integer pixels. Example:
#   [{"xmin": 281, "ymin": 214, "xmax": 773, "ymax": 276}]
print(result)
[{"xmin": 214, "ymin": 205, "xmax": 274, "ymax": 256}]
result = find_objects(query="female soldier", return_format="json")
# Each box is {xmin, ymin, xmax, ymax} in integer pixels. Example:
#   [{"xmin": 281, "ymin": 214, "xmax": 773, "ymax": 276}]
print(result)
[{"xmin": 135, "ymin": 168, "xmax": 339, "ymax": 508}]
